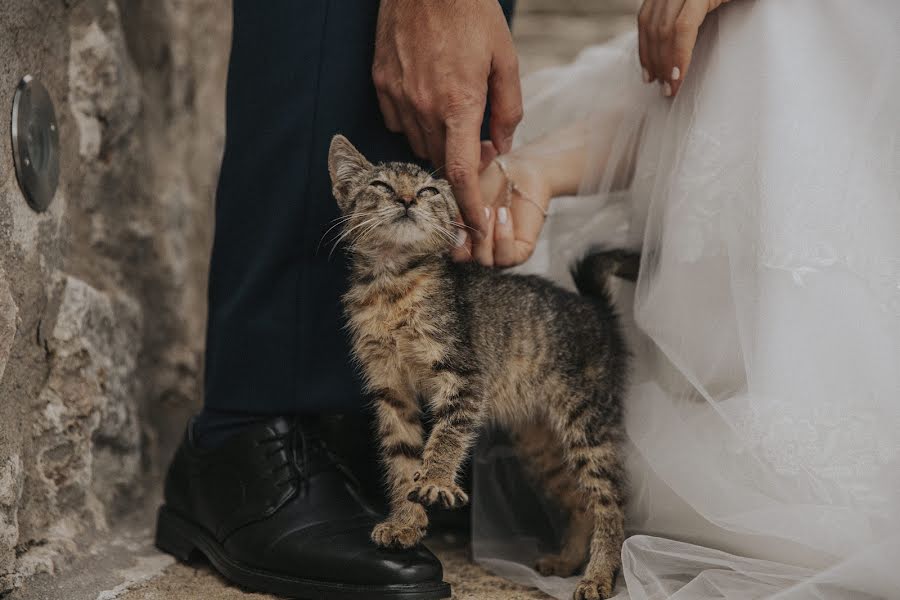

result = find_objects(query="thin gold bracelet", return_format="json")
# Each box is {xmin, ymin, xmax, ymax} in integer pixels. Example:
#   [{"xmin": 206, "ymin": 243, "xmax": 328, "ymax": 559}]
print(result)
[{"xmin": 493, "ymin": 156, "xmax": 549, "ymax": 218}]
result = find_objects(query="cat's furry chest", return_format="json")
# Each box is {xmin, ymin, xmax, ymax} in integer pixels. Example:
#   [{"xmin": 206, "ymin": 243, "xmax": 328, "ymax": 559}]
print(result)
[{"xmin": 344, "ymin": 266, "xmax": 453, "ymax": 387}]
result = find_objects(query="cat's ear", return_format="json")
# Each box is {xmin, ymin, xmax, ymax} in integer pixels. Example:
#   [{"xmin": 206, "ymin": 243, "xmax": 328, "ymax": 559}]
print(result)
[{"xmin": 328, "ymin": 135, "xmax": 372, "ymax": 212}]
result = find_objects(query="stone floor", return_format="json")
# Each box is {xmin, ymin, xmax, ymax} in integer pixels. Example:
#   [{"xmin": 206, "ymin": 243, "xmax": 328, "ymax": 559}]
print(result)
[
  {"xmin": 9, "ymin": 519, "xmax": 550, "ymax": 600},
  {"xmin": 8, "ymin": 3, "xmax": 636, "ymax": 600},
  {"xmin": 115, "ymin": 535, "xmax": 552, "ymax": 600}
]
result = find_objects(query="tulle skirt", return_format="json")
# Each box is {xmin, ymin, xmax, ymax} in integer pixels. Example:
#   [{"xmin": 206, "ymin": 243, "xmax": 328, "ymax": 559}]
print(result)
[{"xmin": 472, "ymin": 2, "xmax": 900, "ymax": 598}]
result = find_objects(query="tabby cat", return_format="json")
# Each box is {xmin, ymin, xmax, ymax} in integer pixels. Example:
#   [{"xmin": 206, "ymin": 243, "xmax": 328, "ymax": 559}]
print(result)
[{"xmin": 327, "ymin": 135, "xmax": 630, "ymax": 600}]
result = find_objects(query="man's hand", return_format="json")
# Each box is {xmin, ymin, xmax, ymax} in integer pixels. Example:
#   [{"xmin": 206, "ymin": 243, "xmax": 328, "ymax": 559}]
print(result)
[{"xmin": 374, "ymin": 0, "xmax": 523, "ymax": 265}]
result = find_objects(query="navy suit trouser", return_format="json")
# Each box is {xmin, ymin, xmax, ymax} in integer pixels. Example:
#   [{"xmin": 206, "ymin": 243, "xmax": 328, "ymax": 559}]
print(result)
[{"xmin": 204, "ymin": 1, "xmax": 514, "ymax": 414}]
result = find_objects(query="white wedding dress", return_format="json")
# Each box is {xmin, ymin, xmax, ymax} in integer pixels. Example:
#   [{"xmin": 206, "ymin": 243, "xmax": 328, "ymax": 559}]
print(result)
[{"xmin": 471, "ymin": 1, "xmax": 900, "ymax": 598}]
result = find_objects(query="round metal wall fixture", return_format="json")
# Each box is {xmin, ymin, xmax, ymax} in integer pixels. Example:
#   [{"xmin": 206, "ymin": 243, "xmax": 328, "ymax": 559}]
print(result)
[{"xmin": 10, "ymin": 75, "xmax": 60, "ymax": 212}]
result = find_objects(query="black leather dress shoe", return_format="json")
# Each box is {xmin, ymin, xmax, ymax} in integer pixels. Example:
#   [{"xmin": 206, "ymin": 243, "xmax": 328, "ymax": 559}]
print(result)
[{"xmin": 156, "ymin": 417, "xmax": 450, "ymax": 599}]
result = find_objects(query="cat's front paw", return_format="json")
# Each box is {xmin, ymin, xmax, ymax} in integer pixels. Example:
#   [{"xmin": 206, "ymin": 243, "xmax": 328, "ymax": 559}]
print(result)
[
  {"xmin": 406, "ymin": 474, "xmax": 469, "ymax": 509},
  {"xmin": 535, "ymin": 554, "xmax": 582, "ymax": 577},
  {"xmin": 573, "ymin": 577, "xmax": 614, "ymax": 600},
  {"xmin": 371, "ymin": 519, "xmax": 425, "ymax": 549}
]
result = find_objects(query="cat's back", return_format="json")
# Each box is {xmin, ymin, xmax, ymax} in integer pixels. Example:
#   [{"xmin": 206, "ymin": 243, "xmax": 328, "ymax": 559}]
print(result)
[
  {"xmin": 448, "ymin": 260, "xmax": 616, "ymax": 326},
  {"xmin": 447, "ymin": 260, "xmax": 622, "ymax": 356},
  {"xmin": 446, "ymin": 259, "xmax": 627, "ymax": 426}
]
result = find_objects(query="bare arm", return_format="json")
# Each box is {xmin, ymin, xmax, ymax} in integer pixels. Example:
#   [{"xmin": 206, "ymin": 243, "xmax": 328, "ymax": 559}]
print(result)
[{"xmin": 456, "ymin": 108, "xmax": 636, "ymax": 266}]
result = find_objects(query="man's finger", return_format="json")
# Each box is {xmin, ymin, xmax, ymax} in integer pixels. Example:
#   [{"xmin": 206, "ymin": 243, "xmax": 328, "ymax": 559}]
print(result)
[
  {"xmin": 479, "ymin": 140, "xmax": 498, "ymax": 173},
  {"xmin": 399, "ymin": 102, "xmax": 428, "ymax": 159},
  {"xmin": 377, "ymin": 93, "xmax": 404, "ymax": 133},
  {"xmin": 444, "ymin": 115, "xmax": 488, "ymax": 236},
  {"xmin": 419, "ymin": 116, "xmax": 446, "ymax": 171},
  {"xmin": 472, "ymin": 206, "xmax": 495, "ymax": 266},
  {"xmin": 488, "ymin": 44, "xmax": 523, "ymax": 154}
]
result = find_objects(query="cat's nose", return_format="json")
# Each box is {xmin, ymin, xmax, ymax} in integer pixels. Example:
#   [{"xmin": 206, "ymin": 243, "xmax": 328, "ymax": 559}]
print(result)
[{"xmin": 396, "ymin": 195, "xmax": 415, "ymax": 207}]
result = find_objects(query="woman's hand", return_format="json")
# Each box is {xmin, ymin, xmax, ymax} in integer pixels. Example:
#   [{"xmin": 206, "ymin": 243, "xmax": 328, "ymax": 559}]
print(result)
[
  {"xmin": 637, "ymin": 0, "xmax": 732, "ymax": 97},
  {"xmin": 452, "ymin": 146, "xmax": 552, "ymax": 268}
]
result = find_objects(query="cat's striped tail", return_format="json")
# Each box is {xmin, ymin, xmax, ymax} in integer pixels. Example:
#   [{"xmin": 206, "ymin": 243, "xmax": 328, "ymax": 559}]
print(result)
[{"xmin": 570, "ymin": 247, "xmax": 640, "ymax": 300}]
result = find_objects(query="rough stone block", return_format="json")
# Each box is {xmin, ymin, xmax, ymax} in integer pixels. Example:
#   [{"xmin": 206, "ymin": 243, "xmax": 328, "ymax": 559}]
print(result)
[{"xmin": 0, "ymin": 0, "xmax": 228, "ymax": 593}]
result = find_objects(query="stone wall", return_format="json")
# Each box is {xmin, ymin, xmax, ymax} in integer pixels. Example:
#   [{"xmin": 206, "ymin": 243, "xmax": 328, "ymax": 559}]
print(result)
[
  {"xmin": 515, "ymin": 0, "xmax": 640, "ymax": 73},
  {"xmin": 0, "ymin": 0, "xmax": 230, "ymax": 593}
]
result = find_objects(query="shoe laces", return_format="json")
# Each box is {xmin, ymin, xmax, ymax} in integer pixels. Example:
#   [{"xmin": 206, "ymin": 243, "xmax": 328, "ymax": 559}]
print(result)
[{"xmin": 257, "ymin": 419, "xmax": 360, "ymax": 492}]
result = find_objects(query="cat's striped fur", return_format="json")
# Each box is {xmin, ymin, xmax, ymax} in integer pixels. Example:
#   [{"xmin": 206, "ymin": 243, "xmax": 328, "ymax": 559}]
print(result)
[{"xmin": 328, "ymin": 135, "xmax": 630, "ymax": 600}]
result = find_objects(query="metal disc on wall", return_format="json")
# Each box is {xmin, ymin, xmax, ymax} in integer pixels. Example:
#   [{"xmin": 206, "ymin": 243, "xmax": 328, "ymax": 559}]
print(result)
[{"xmin": 10, "ymin": 75, "xmax": 60, "ymax": 212}]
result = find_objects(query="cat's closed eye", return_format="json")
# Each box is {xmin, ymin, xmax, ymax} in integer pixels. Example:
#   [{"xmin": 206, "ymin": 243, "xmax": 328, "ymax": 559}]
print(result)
[
  {"xmin": 417, "ymin": 186, "xmax": 439, "ymax": 198},
  {"xmin": 371, "ymin": 180, "xmax": 395, "ymax": 194}
]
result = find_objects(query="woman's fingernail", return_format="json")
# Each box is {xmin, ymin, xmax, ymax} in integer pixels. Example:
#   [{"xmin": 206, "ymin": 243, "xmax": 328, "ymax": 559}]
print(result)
[
  {"xmin": 662, "ymin": 82, "xmax": 673, "ymax": 97},
  {"xmin": 484, "ymin": 207, "xmax": 491, "ymax": 221},
  {"xmin": 671, "ymin": 66, "xmax": 681, "ymax": 81},
  {"xmin": 642, "ymin": 68, "xmax": 651, "ymax": 83},
  {"xmin": 455, "ymin": 229, "xmax": 467, "ymax": 247},
  {"xmin": 498, "ymin": 207, "xmax": 509, "ymax": 225}
]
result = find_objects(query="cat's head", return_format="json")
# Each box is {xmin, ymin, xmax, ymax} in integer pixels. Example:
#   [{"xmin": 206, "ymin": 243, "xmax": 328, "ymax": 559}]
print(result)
[{"xmin": 327, "ymin": 135, "xmax": 460, "ymax": 256}]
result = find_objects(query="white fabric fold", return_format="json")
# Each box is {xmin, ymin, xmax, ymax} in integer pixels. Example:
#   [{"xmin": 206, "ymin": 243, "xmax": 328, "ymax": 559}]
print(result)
[{"xmin": 472, "ymin": 2, "xmax": 900, "ymax": 598}]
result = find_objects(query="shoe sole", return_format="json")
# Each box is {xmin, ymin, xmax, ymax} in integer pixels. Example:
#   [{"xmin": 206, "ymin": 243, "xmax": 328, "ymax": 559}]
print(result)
[{"xmin": 155, "ymin": 506, "xmax": 452, "ymax": 600}]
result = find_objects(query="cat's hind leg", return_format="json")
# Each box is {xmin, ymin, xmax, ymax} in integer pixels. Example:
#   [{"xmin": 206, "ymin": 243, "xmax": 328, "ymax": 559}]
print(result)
[
  {"xmin": 513, "ymin": 420, "xmax": 592, "ymax": 577},
  {"xmin": 553, "ymin": 392, "xmax": 626, "ymax": 600}
]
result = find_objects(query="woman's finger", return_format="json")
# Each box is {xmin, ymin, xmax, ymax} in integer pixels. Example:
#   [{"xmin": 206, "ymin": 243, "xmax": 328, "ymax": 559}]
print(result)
[
  {"xmin": 637, "ymin": 1, "xmax": 654, "ymax": 82},
  {"xmin": 493, "ymin": 205, "xmax": 519, "ymax": 267},
  {"xmin": 669, "ymin": 0, "xmax": 706, "ymax": 96},
  {"xmin": 645, "ymin": 0, "xmax": 663, "ymax": 84},
  {"xmin": 510, "ymin": 196, "xmax": 542, "ymax": 266},
  {"xmin": 658, "ymin": 0, "xmax": 687, "ymax": 97}
]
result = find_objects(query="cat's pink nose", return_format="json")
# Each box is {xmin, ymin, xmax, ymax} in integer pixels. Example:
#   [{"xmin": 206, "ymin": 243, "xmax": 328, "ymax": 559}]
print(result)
[{"xmin": 398, "ymin": 195, "xmax": 415, "ymax": 206}]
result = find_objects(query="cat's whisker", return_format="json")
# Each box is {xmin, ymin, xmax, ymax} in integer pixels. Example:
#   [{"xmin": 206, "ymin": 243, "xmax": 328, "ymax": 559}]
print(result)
[
  {"xmin": 328, "ymin": 216, "xmax": 382, "ymax": 259},
  {"xmin": 444, "ymin": 219, "xmax": 478, "ymax": 234},
  {"xmin": 353, "ymin": 217, "xmax": 389, "ymax": 248},
  {"xmin": 425, "ymin": 214, "xmax": 458, "ymax": 237},
  {"xmin": 335, "ymin": 216, "xmax": 380, "ymax": 244},
  {"xmin": 420, "ymin": 211, "xmax": 475, "ymax": 258},
  {"xmin": 420, "ymin": 214, "xmax": 448, "ymax": 240},
  {"xmin": 423, "ymin": 216, "xmax": 469, "ymax": 255},
  {"xmin": 318, "ymin": 222, "xmax": 362, "ymax": 256},
  {"xmin": 435, "ymin": 219, "xmax": 477, "ymax": 257},
  {"xmin": 329, "ymin": 208, "xmax": 394, "ymax": 258},
  {"xmin": 316, "ymin": 211, "xmax": 383, "ymax": 255},
  {"xmin": 430, "ymin": 222, "xmax": 457, "ymax": 244}
]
